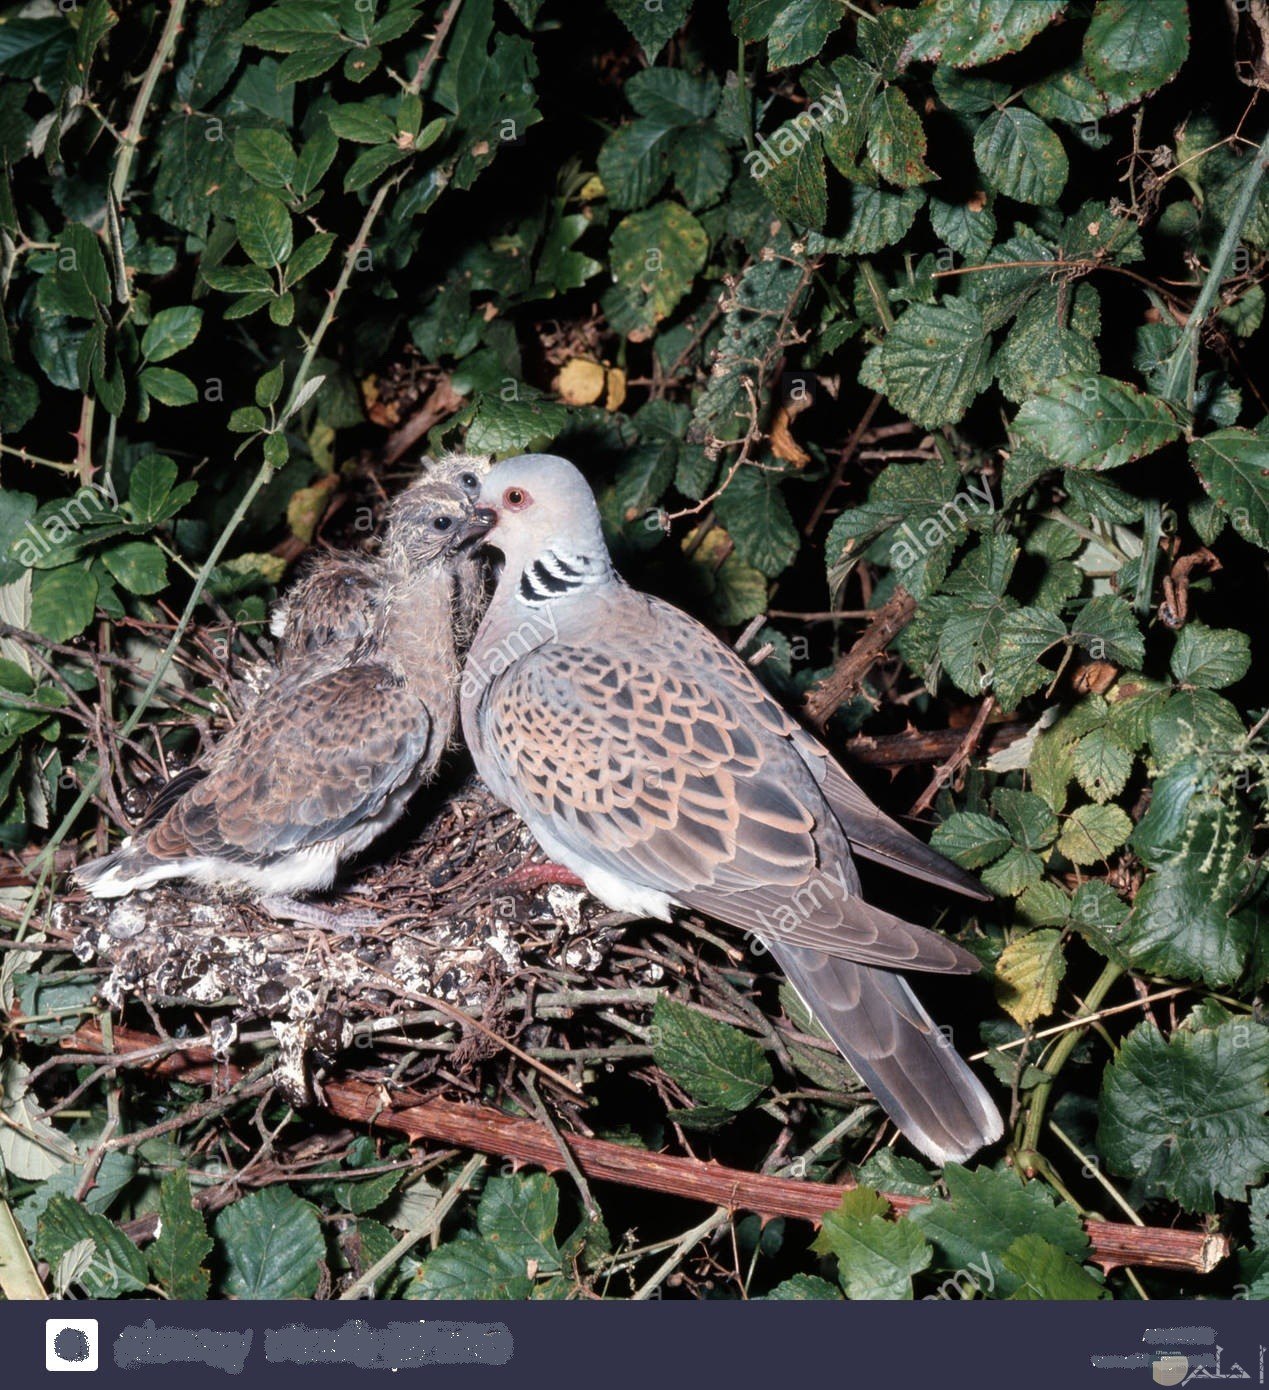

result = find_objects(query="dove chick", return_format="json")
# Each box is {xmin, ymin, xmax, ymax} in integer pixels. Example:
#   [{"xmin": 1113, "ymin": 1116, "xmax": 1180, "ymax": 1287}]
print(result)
[
  {"xmin": 269, "ymin": 452, "xmax": 490, "ymax": 671},
  {"xmin": 76, "ymin": 482, "xmax": 494, "ymax": 921},
  {"xmin": 459, "ymin": 453, "xmax": 1003, "ymax": 1165}
]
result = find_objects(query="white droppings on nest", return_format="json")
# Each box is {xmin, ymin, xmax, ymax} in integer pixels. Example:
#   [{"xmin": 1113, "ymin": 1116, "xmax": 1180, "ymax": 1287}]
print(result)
[
  {"xmin": 546, "ymin": 884, "xmax": 587, "ymax": 934},
  {"xmin": 562, "ymin": 937, "xmax": 604, "ymax": 972},
  {"xmin": 210, "ymin": 1016, "xmax": 237, "ymax": 1058},
  {"xmin": 271, "ymin": 1020, "xmax": 312, "ymax": 1105}
]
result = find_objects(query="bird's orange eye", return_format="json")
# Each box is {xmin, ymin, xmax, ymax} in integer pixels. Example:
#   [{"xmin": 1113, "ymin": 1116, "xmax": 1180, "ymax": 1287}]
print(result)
[{"xmin": 503, "ymin": 487, "xmax": 532, "ymax": 510}]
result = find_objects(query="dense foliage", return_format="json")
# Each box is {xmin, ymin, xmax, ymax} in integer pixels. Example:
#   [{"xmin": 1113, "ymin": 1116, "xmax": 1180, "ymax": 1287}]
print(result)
[{"xmin": 1, "ymin": 0, "xmax": 1267, "ymax": 1301}]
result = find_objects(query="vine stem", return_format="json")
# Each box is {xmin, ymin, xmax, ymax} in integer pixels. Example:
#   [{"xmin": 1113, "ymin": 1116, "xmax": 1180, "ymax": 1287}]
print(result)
[
  {"xmin": 1161, "ymin": 125, "xmax": 1269, "ymax": 410},
  {"xmin": 1019, "ymin": 960, "xmax": 1125, "ymax": 1161},
  {"xmin": 111, "ymin": 0, "xmax": 189, "ymax": 207}
]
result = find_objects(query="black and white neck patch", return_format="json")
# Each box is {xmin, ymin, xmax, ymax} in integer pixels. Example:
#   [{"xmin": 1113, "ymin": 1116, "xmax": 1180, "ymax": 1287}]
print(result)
[{"xmin": 517, "ymin": 550, "xmax": 602, "ymax": 604}]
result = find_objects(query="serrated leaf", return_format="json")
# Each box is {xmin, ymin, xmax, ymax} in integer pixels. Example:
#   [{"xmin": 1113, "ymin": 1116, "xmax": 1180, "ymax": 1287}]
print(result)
[
  {"xmin": 148, "ymin": 1170, "xmax": 212, "ymax": 1300},
  {"xmin": 904, "ymin": 0, "xmax": 1065, "ymax": 68},
  {"xmin": 233, "ymin": 127, "xmax": 297, "ymax": 188},
  {"xmin": 1083, "ymin": 0, "xmax": 1189, "ymax": 114},
  {"xmin": 876, "ymin": 299, "xmax": 991, "ymax": 429},
  {"xmin": 1099, "ymin": 1019, "xmax": 1269, "ymax": 1212},
  {"xmin": 30, "ymin": 565, "xmax": 97, "ymax": 641},
  {"xmin": 993, "ymin": 787, "xmax": 1058, "ymax": 849},
  {"xmin": 975, "ymin": 108, "xmax": 1067, "ymax": 205},
  {"xmin": 627, "ymin": 68, "xmax": 720, "ymax": 125},
  {"xmin": 477, "ymin": 1173, "xmax": 561, "ymax": 1272},
  {"xmin": 1070, "ymin": 594, "xmax": 1145, "ymax": 668},
  {"xmin": 406, "ymin": 1232, "xmax": 533, "ymax": 1299},
  {"xmin": 466, "ymin": 393, "xmax": 568, "ymax": 455},
  {"xmin": 930, "ymin": 811, "xmax": 1012, "ymax": 868},
  {"xmin": 609, "ymin": 0, "xmax": 690, "ymax": 60},
  {"xmin": 1057, "ymin": 802, "xmax": 1131, "ymax": 865},
  {"xmin": 766, "ymin": 0, "xmax": 842, "ymax": 67},
  {"xmin": 996, "ymin": 929, "xmax": 1065, "ymax": 1025},
  {"xmin": 141, "ymin": 305, "xmax": 202, "ymax": 363},
  {"xmin": 214, "ymin": 1188, "xmax": 324, "ymax": 1298},
  {"xmin": 1002, "ymin": 1234, "xmax": 1105, "ymax": 1299},
  {"xmin": 910, "ymin": 1164, "xmax": 1087, "ymax": 1297},
  {"xmin": 328, "ymin": 101, "xmax": 397, "ymax": 144},
  {"xmin": 652, "ymin": 996, "xmax": 771, "ymax": 1110},
  {"xmin": 818, "ymin": 184, "xmax": 925, "ymax": 254},
  {"xmin": 36, "ymin": 1195, "xmax": 147, "ymax": 1298},
  {"xmin": 1072, "ymin": 726, "xmax": 1133, "ymax": 802},
  {"xmin": 101, "ymin": 542, "xmax": 167, "ymax": 595},
  {"xmin": 813, "ymin": 1187, "xmax": 932, "ymax": 1300},
  {"xmin": 714, "ymin": 467, "xmax": 799, "ymax": 577},
  {"xmin": 1170, "ymin": 622, "xmax": 1251, "ymax": 690},
  {"xmin": 986, "ymin": 605, "xmax": 1067, "ymax": 710},
  {"xmin": 1015, "ymin": 374, "xmax": 1179, "ymax": 470},
  {"xmin": 139, "ymin": 366, "xmax": 198, "ymax": 407},
  {"xmin": 610, "ymin": 202, "xmax": 709, "ymax": 334},
  {"xmin": 236, "ymin": 188, "xmax": 293, "ymax": 268},
  {"xmin": 755, "ymin": 134, "xmax": 827, "ymax": 230},
  {"xmin": 867, "ymin": 87, "xmax": 932, "ymax": 186}
]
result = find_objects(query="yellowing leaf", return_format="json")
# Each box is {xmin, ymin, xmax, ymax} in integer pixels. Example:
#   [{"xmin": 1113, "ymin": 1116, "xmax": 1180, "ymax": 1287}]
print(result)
[
  {"xmin": 556, "ymin": 358, "xmax": 606, "ymax": 406},
  {"xmin": 995, "ymin": 928, "xmax": 1066, "ymax": 1025}
]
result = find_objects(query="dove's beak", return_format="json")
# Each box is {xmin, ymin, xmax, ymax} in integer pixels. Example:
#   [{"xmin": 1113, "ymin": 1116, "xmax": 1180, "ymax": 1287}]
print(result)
[{"xmin": 456, "ymin": 506, "xmax": 498, "ymax": 545}]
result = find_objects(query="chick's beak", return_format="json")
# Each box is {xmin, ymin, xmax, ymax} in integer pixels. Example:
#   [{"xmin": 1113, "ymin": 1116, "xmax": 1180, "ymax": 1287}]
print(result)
[{"xmin": 456, "ymin": 505, "xmax": 498, "ymax": 545}]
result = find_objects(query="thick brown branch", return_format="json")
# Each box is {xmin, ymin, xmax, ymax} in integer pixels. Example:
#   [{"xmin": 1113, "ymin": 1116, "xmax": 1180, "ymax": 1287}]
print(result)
[{"xmin": 804, "ymin": 587, "xmax": 917, "ymax": 729}]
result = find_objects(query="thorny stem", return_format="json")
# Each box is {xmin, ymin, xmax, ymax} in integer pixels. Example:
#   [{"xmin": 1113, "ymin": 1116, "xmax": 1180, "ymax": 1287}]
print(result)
[
  {"xmin": 1018, "ymin": 961, "xmax": 1125, "ymax": 1162},
  {"xmin": 1161, "ymin": 125, "xmax": 1269, "ymax": 410},
  {"xmin": 111, "ymin": 0, "xmax": 189, "ymax": 207}
]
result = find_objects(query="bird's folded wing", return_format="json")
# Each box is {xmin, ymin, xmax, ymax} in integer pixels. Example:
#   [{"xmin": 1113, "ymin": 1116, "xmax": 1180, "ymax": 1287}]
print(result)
[
  {"xmin": 479, "ymin": 640, "xmax": 978, "ymax": 973},
  {"xmin": 143, "ymin": 664, "xmax": 431, "ymax": 865},
  {"xmin": 644, "ymin": 598, "xmax": 989, "ymax": 901}
]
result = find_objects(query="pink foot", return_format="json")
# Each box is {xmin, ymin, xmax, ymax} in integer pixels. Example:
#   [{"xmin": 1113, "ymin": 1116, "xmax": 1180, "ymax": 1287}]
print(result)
[{"xmin": 501, "ymin": 861, "xmax": 587, "ymax": 892}]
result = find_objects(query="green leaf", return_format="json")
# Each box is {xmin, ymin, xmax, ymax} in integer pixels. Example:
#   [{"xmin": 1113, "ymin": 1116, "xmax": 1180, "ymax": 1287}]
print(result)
[
  {"xmin": 344, "ymin": 142, "xmax": 410, "ymax": 192},
  {"xmin": 214, "ymin": 1188, "xmax": 324, "ymax": 1298},
  {"xmin": 627, "ymin": 68, "xmax": 719, "ymax": 125},
  {"xmin": 407, "ymin": 1232, "xmax": 534, "ymax": 1299},
  {"xmin": 905, "ymin": 0, "xmax": 1064, "ymax": 68},
  {"xmin": 1071, "ymin": 726, "xmax": 1133, "ymax": 803},
  {"xmin": 1015, "ymin": 374, "xmax": 1179, "ymax": 470},
  {"xmin": 714, "ymin": 467, "xmax": 800, "ymax": 577},
  {"xmin": 1057, "ymin": 803, "xmax": 1131, "ymax": 866},
  {"xmin": 141, "ymin": 306, "xmax": 202, "ymax": 369},
  {"xmin": 974, "ymin": 109, "xmax": 1068, "ymax": 205},
  {"xmin": 990, "ymin": 605, "xmax": 1067, "ymax": 709},
  {"xmin": 652, "ymin": 996, "xmax": 772, "ymax": 1110},
  {"xmin": 669, "ymin": 126, "xmax": 731, "ymax": 210},
  {"xmin": 139, "ymin": 366, "xmax": 198, "ymax": 407},
  {"xmin": 867, "ymin": 87, "xmax": 932, "ymax": 186},
  {"xmin": 1083, "ymin": 0, "xmax": 1189, "ymax": 114},
  {"xmin": 930, "ymin": 811, "xmax": 1012, "ymax": 868},
  {"xmin": 763, "ymin": 1273, "xmax": 843, "ymax": 1300},
  {"xmin": 237, "ymin": 3, "xmax": 342, "ymax": 51},
  {"xmin": 993, "ymin": 787, "xmax": 1058, "ymax": 849},
  {"xmin": 813, "ymin": 1188, "xmax": 932, "ymax": 1300},
  {"xmin": 236, "ymin": 188, "xmax": 294, "ymax": 268},
  {"xmin": 1099, "ymin": 1019, "xmax": 1269, "ymax": 1212},
  {"xmin": 233, "ymin": 127, "xmax": 297, "ymax": 188},
  {"xmin": 1070, "ymin": 594, "xmax": 1145, "ymax": 668},
  {"xmin": 815, "ymin": 185, "xmax": 924, "ymax": 255},
  {"xmin": 465, "ymin": 393, "xmax": 568, "ymax": 455},
  {"xmin": 805, "ymin": 54, "xmax": 877, "ymax": 179},
  {"xmin": 875, "ymin": 300, "xmax": 992, "ymax": 428},
  {"xmin": 980, "ymin": 846, "xmax": 1044, "ymax": 896},
  {"xmin": 755, "ymin": 135, "xmax": 827, "ymax": 230},
  {"xmin": 294, "ymin": 125, "xmax": 339, "ymax": 195},
  {"xmin": 1170, "ymin": 621, "xmax": 1251, "ymax": 690},
  {"xmin": 609, "ymin": 0, "xmax": 690, "ymax": 60},
  {"xmin": 1001, "ymin": 1234, "xmax": 1106, "ymax": 1300},
  {"xmin": 766, "ymin": 0, "xmax": 842, "ymax": 68},
  {"xmin": 148, "ymin": 1170, "xmax": 213, "ymax": 1300},
  {"xmin": 610, "ymin": 202, "xmax": 709, "ymax": 335},
  {"xmin": 256, "ymin": 361, "xmax": 285, "ymax": 407},
  {"xmin": 201, "ymin": 263, "xmax": 273, "ymax": 294},
  {"xmin": 1189, "ymin": 428, "xmax": 1269, "ymax": 549},
  {"xmin": 995, "ymin": 929, "xmax": 1065, "ymax": 1025},
  {"xmin": 101, "ymin": 542, "xmax": 167, "ymax": 595},
  {"xmin": 128, "ymin": 455, "xmax": 187, "ymax": 523},
  {"xmin": 36, "ymin": 1195, "xmax": 147, "ymax": 1297},
  {"xmin": 910, "ymin": 1164, "xmax": 1088, "ymax": 1297},
  {"xmin": 598, "ymin": 122, "xmax": 672, "ymax": 211},
  {"xmin": 30, "ymin": 565, "xmax": 97, "ymax": 641},
  {"xmin": 328, "ymin": 101, "xmax": 397, "ymax": 144},
  {"xmin": 477, "ymin": 1173, "xmax": 561, "ymax": 1272}
]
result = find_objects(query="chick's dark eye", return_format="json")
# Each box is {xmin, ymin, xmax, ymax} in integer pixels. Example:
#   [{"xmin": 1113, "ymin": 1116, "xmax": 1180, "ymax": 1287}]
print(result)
[
  {"xmin": 459, "ymin": 472, "xmax": 479, "ymax": 494},
  {"xmin": 432, "ymin": 515, "xmax": 453, "ymax": 532}
]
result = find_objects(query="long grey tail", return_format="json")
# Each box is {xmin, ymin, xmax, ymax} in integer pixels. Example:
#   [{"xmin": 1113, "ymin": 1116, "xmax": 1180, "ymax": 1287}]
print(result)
[{"xmin": 764, "ymin": 938, "xmax": 1003, "ymax": 1165}]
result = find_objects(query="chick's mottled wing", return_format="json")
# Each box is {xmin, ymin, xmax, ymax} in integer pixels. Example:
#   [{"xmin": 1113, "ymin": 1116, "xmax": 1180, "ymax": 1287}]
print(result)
[
  {"xmin": 476, "ymin": 624, "xmax": 975, "ymax": 974},
  {"xmin": 142, "ymin": 665, "xmax": 432, "ymax": 865}
]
